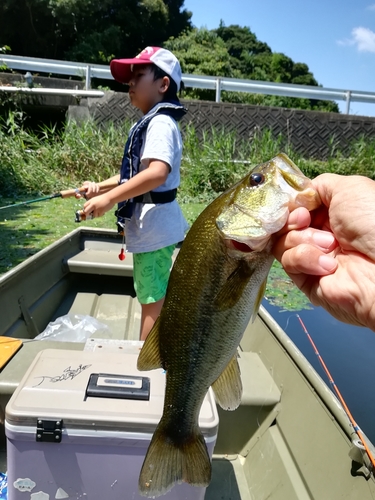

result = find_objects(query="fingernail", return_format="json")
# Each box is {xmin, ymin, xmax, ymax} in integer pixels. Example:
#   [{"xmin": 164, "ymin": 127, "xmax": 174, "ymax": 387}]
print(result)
[
  {"xmin": 313, "ymin": 232, "xmax": 336, "ymax": 250},
  {"xmin": 288, "ymin": 210, "xmax": 299, "ymax": 226},
  {"xmin": 318, "ymin": 255, "xmax": 337, "ymax": 272}
]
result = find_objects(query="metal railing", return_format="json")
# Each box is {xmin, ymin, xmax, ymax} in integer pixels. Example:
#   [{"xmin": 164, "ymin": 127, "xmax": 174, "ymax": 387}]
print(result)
[
  {"xmin": 2, "ymin": 54, "xmax": 375, "ymax": 114},
  {"xmin": 0, "ymin": 86, "xmax": 104, "ymax": 97}
]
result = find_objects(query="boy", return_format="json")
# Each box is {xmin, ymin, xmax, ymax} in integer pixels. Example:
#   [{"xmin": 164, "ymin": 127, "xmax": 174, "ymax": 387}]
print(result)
[{"xmin": 79, "ymin": 47, "xmax": 189, "ymax": 340}]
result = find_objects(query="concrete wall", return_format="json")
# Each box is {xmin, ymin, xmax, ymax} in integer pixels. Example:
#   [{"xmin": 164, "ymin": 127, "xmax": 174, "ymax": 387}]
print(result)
[{"xmin": 69, "ymin": 91, "xmax": 375, "ymax": 160}]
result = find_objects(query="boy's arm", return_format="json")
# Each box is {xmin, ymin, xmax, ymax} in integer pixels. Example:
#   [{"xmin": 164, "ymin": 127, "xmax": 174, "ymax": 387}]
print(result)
[
  {"xmin": 97, "ymin": 174, "xmax": 121, "ymax": 192},
  {"xmin": 83, "ymin": 161, "xmax": 169, "ymax": 217}
]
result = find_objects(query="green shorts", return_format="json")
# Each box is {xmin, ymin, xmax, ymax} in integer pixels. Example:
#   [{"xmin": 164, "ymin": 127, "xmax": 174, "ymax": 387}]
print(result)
[{"xmin": 133, "ymin": 244, "xmax": 176, "ymax": 304}]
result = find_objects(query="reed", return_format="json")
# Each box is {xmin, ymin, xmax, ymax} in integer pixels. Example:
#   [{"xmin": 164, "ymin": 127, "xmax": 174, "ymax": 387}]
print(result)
[
  {"xmin": 3, "ymin": 114, "xmax": 374, "ymax": 309},
  {"xmin": 2, "ymin": 111, "xmax": 375, "ymax": 201}
]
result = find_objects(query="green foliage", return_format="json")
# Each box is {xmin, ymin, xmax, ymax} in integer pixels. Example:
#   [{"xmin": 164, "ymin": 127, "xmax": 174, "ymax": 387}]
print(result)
[
  {"xmin": 1, "ymin": 118, "xmax": 375, "ymax": 312},
  {"xmin": 165, "ymin": 29, "xmax": 231, "ymax": 101},
  {"xmin": 167, "ymin": 24, "xmax": 338, "ymax": 113},
  {"xmin": 0, "ymin": 3, "xmax": 339, "ymax": 114},
  {"xmin": 0, "ymin": 0, "xmax": 192, "ymax": 63},
  {"xmin": 299, "ymin": 135, "xmax": 375, "ymax": 179},
  {"xmin": 266, "ymin": 260, "xmax": 313, "ymax": 311},
  {"xmin": 0, "ymin": 45, "xmax": 10, "ymax": 72},
  {"xmin": 0, "ymin": 196, "xmax": 116, "ymax": 274},
  {"xmin": 216, "ymin": 23, "xmax": 272, "ymax": 75},
  {"xmin": 180, "ymin": 126, "xmax": 290, "ymax": 203},
  {"xmin": 166, "ymin": 29, "xmax": 231, "ymax": 76},
  {"xmin": 0, "ymin": 116, "xmax": 128, "ymax": 196},
  {"xmin": 2, "ymin": 116, "xmax": 375, "ymax": 201}
]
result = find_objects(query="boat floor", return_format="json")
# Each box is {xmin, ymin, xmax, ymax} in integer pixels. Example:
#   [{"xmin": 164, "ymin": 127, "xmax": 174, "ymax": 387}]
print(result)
[
  {"xmin": 2, "ymin": 231, "xmax": 375, "ymax": 499},
  {"xmin": 0, "ymin": 267, "xmax": 253, "ymax": 499},
  {"xmin": 0, "ymin": 449, "xmax": 248, "ymax": 500}
]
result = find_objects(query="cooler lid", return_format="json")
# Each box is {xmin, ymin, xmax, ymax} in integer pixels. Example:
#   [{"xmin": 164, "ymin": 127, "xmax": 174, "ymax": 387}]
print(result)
[{"xmin": 5, "ymin": 349, "xmax": 219, "ymax": 436}]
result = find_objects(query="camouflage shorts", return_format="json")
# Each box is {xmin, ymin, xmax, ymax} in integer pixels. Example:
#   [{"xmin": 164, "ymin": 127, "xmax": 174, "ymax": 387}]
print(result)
[{"xmin": 133, "ymin": 244, "xmax": 176, "ymax": 304}]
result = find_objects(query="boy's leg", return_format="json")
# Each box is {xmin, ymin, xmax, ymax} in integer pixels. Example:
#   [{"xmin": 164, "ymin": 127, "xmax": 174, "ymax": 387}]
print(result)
[
  {"xmin": 140, "ymin": 299, "xmax": 165, "ymax": 341},
  {"xmin": 133, "ymin": 244, "xmax": 176, "ymax": 341}
]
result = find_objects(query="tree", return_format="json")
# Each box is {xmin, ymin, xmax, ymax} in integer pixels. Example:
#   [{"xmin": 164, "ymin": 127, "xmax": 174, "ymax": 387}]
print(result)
[
  {"xmin": 212, "ymin": 23, "xmax": 338, "ymax": 112},
  {"xmin": 164, "ymin": 28, "xmax": 232, "ymax": 100},
  {"xmin": 216, "ymin": 23, "xmax": 271, "ymax": 77},
  {"xmin": 0, "ymin": 0, "xmax": 192, "ymax": 62}
]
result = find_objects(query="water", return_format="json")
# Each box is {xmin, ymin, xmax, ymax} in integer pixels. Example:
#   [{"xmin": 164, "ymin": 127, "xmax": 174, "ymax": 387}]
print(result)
[{"xmin": 262, "ymin": 298, "xmax": 375, "ymax": 445}]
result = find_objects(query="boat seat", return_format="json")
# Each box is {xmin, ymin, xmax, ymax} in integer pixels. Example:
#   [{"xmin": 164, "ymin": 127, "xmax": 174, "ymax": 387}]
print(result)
[
  {"xmin": 65, "ymin": 249, "xmax": 134, "ymax": 276},
  {"xmin": 238, "ymin": 351, "xmax": 281, "ymax": 406},
  {"xmin": 64, "ymin": 291, "xmax": 142, "ymax": 341},
  {"xmin": 214, "ymin": 351, "xmax": 281, "ymax": 456}
]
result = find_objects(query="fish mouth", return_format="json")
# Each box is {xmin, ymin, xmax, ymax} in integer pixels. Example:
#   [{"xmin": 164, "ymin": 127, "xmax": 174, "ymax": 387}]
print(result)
[
  {"xmin": 228, "ymin": 239, "xmax": 253, "ymax": 253},
  {"xmin": 224, "ymin": 234, "xmax": 271, "ymax": 254}
]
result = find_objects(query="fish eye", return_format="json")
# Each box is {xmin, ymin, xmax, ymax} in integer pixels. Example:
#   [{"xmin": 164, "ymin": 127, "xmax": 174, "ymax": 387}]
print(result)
[{"xmin": 249, "ymin": 172, "xmax": 265, "ymax": 187}]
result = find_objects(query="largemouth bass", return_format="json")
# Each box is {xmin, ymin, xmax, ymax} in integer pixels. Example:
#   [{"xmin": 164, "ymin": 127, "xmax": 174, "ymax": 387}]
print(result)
[{"xmin": 137, "ymin": 153, "xmax": 321, "ymax": 497}]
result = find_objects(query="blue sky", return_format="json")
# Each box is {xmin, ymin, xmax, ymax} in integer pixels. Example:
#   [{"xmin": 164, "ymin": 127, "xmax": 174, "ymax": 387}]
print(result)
[{"xmin": 183, "ymin": 0, "xmax": 375, "ymax": 117}]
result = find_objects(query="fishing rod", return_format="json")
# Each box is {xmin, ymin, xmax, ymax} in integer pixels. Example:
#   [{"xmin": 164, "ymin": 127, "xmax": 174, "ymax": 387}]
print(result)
[
  {"xmin": 0, "ymin": 188, "xmax": 86, "ymax": 211},
  {"xmin": 296, "ymin": 314, "xmax": 375, "ymax": 472}
]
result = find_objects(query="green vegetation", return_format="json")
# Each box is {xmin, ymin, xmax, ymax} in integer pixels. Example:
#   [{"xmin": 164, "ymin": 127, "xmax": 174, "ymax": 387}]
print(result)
[
  {"xmin": 1, "ymin": 1, "xmax": 337, "ymax": 112},
  {"xmin": 1, "ymin": 117, "xmax": 375, "ymax": 311},
  {"xmin": 3, "ymin": 117, "xmax": 374, "ymax": 201},
  {"xmin": 166, "ymin": 26, "xmax": 338, "ymax": 112},
  {"xmin": 0, "ymin": 0, "xmax": 191, "ymax": 65}
]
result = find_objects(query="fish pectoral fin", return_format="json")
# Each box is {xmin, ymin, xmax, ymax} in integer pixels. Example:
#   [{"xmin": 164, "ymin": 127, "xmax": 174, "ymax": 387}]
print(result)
[
  {"xmin": 211, "ymin": 353, "xmax": 242, "ymax": 410},
  {"xmin": 214, "ymin": 261, "xmax": 253, "ymax": 310},
  {"xmin": 251, "ymin": 278, "xmax": 267, "ymax": 323},
  {"xmin": 139, "ymin": 420, "xmax": 211, "ymax": 497},
  {"xmin": 137, "ymin": 317, "xmax": 163, "ymax": 371}
]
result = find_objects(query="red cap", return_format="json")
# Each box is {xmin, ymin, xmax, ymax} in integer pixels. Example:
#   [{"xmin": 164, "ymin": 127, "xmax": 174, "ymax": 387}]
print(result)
[{"xmin": 110, "ymin": 46, "xmax": 182, "ymax": 90}]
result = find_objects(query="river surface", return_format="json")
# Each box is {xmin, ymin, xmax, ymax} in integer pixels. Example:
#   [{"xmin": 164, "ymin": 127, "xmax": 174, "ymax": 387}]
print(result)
[{"xmin": 262, "ymin": 298, "xmax": 375, "ymax": 445}]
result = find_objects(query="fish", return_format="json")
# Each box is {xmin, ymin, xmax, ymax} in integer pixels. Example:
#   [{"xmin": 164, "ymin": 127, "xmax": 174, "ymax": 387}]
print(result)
[{"xmin": 137, "ymin": 153, "xmax": 321, "ymax": 497}]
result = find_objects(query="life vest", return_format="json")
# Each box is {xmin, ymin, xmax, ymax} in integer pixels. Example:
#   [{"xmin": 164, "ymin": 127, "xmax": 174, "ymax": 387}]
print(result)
[{"xmin": 116, "ymin": 100, "xmax": 187, "ymax": 227}]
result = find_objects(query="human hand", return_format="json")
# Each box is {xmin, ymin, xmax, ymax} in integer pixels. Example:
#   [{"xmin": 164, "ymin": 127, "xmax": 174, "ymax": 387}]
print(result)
[
  {"xmin": 273, "ymin": 173, "xmax": 375, "ymax": 330},
  {"xmin": 75, "ymin": 181, "xmax": 100, "ymax": 199},
  {"xmin": 83, "ymin": 193, "xmax": 115, "ymax": 218}
]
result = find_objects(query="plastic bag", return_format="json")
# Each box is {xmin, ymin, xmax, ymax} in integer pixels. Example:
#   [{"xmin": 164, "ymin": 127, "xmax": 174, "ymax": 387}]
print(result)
[{"xmin": 35, "ymin": 314, "xmax": 111, "ymax": 343}]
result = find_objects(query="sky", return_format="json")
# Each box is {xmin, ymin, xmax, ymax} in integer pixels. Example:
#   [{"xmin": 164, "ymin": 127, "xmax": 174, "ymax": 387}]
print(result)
[{"xmin": 183, "ymin": 0, "xmax": 375, "ymax": 117}]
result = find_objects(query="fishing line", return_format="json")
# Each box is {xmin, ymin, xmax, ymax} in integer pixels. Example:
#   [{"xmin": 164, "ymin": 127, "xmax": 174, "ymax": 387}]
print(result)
[
  {"xmin": 283, "ymin": 314, "xmax": 294, "ymax": 331},
  {"xmin": 296, "ymin": 313, "xmax": 375, "ymax": 472}
]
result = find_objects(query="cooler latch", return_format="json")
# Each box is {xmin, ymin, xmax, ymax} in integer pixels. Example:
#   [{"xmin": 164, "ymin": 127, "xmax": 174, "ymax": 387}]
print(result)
[{"xmin": 36, "ymin": 419, "xmax": 63, "ymax": 443}]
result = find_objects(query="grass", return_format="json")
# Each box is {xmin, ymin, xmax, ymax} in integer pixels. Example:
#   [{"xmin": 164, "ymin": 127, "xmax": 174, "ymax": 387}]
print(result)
[
  {"xmin": 0, "ymin": 196, "xmax": 207, "ymax": 274},
  {"xmin": 2, "ymin": 114, "xmax": 375, "ymax": 310},
  {"xmin": 0, "ymin": 194, "xmax": 308, "ymax": 309}
]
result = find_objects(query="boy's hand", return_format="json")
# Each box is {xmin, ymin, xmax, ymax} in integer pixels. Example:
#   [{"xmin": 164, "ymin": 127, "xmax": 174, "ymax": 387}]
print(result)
[
  {"xmin": 83, "ymin": 194, "xmax": 115, "ymax": 218},
  {"xmin": 75, "ymin": 181, "xmax": 100, "ymax": 199}
]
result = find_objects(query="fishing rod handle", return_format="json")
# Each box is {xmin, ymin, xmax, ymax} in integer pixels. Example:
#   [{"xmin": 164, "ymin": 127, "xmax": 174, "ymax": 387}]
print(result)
[{"xmin": 60, "ymin": 188, "xmax": 87, "ymax": 198}]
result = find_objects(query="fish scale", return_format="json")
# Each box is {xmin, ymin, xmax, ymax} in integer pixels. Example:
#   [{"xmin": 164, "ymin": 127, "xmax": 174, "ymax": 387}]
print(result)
[{"xmin": 137, "ymin": 153, "xmax": 321, "ymax": 498}]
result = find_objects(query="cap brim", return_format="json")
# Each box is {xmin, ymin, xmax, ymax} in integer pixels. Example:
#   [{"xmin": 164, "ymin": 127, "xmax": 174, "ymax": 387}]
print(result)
[{"xmin": 110, "ymin": 58, "xmax": 152, "ymax": 84}]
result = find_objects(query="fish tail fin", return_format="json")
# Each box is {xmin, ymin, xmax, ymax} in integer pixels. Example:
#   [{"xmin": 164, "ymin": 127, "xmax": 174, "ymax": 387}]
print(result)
[{"xmin": 138, "ymin": 419, "xmax": 211, "ymax": 498}]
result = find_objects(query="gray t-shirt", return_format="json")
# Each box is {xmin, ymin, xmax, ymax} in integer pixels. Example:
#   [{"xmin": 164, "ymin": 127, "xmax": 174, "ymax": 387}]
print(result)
[{"xmin": 124, "ymin": 114, "xmax": 189, "ymax": 253}]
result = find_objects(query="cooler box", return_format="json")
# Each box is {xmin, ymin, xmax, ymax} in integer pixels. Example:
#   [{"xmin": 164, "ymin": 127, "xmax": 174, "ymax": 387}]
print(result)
[{"xmin": 5, "ymin": 348, "xmax": 219, "ymax": 500}]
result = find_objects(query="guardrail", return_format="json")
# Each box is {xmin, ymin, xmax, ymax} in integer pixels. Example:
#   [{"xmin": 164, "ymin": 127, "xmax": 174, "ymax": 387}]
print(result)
[
  {"xmin": 2, "ymin": 54, "xmax": 375, "ymax": 114},
  {"xmin": 0, "ymin": 86, "xmax": 104, "ymax": 97}
]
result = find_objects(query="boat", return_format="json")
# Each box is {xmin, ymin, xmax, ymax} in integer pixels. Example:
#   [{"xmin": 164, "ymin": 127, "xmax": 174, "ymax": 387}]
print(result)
[{"xmin": 0, "ymin": 226, "xmax": 375, "ymax": 499}]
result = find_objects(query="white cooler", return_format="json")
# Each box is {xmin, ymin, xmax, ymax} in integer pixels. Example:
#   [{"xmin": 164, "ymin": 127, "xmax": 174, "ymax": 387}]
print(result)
[{"xmin": 5, "ymin": 348, "xmax": 219, "ymax": 500}]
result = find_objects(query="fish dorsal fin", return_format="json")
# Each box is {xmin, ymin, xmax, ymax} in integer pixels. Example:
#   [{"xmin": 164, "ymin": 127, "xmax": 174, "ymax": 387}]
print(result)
[
  {"xmin": 214, "ymin": 261, "xmax": 254, "ymax": 310},
  {"xmin": 211, "ymin": 353, "xmax": 242, "ymax": 410},
  {"xmin": 137, "ymin": 317, "xmax": 163, "ymax": 371}
]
